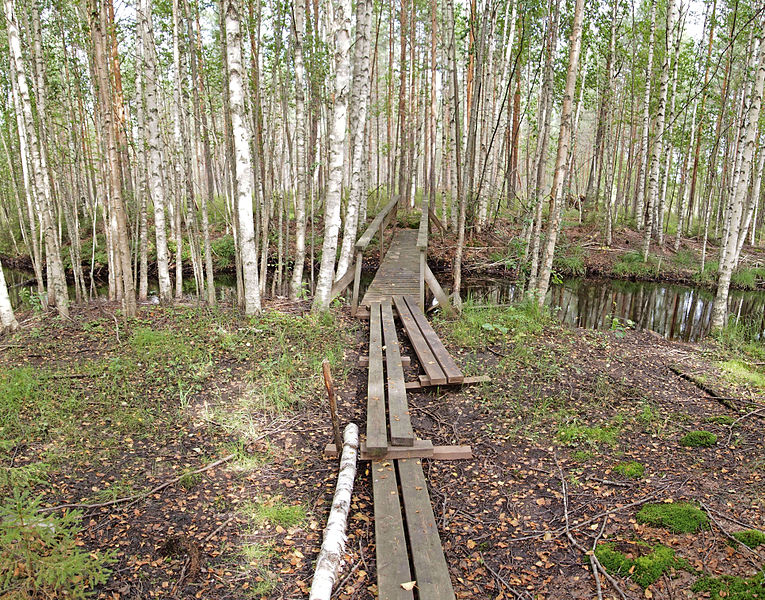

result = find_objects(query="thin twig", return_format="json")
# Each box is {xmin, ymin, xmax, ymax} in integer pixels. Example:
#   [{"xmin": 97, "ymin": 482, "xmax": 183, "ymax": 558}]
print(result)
[
  {"xmin": 480, "ymin": 553, "xmax": 532, "ymax": 600},
  {"xmin": 727, "ymin": 407, "xmax": 765, "ymax": 445},
  {"xmin": 40, "ymin": 454, "xmax": 236, "ymax": 513},
  {"xmin": 699, "ymin": 502, "xmax": 762, "ymax": 571}
]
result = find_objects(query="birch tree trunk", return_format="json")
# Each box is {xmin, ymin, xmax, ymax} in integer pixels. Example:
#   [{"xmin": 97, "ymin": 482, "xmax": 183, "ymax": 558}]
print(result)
[
  {"xmin": 5, "ymin": 0, "xmax": 69, "ymax": 318},
  {"xmin": 635, "ymin": 0, "xmax": 657, "ymax": 230},
  {"xmin": 225, "ymin": 0, "xmax": 261, "ymax": 314},
  {"xmin": 336, "ymin": 0, "xmax": 372, "ymax": 282},
  {"xmin": 289, "ymin": 0, "xmax": 309, "ymax": 300},
  {"xmin": 711, "ymin": 27, "xmax": 765, "ymax": 330},
  {"xmin": 533, "ymin": 0, "xmax": 585, "ymax": 306},
  {"xmin": 642, "ymin": 0, "xmax": 677, "ymax": 261},
  {"xmin": 138, "ymin": 0, "xmax": 173, "ymax": 303},
  {"xmin": 0, "ymin": 259, "xmax": 19, "ymax": 333},
  {"xmin": 312, "ymin": 0, "xmax": 352, "ymax": 312}
]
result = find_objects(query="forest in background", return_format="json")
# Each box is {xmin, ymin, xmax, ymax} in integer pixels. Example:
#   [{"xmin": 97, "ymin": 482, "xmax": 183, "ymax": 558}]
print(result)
[{"xmin": 0, "ymin": 0, "xmax": 763, "ymax": 334}]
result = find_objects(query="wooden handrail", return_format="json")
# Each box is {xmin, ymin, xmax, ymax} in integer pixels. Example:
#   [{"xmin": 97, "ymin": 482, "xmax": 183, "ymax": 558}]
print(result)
[
  {"xmin": 416, "ymin": 202, "xmax": 429, "ymax": 250},
  {"xmin": 355, "ymin": 196, "xmax": 399, "ymax": 250}
]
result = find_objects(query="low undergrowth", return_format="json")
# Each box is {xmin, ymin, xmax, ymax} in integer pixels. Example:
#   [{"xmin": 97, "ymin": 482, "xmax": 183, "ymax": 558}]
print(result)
[
  {"xmin": 692, "ymin": 571, "xmax": 765, "ymax": 599},
  {"xmin": 636, "ymin": 502, "xmax": 709, "ymax": 533},
  {"xmin": 595, "ymin": 542, "xmax": 689, "ymax": 588}
]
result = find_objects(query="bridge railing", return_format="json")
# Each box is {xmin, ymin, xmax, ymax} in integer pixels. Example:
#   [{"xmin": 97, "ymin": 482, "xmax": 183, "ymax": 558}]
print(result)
[
  {"xmin": 350, "ymin": 195, "xmax": 400, "ymax": 313},
  {"xmin": 417, "ymin": 202, "xmax": 428, "ymax": 310}
]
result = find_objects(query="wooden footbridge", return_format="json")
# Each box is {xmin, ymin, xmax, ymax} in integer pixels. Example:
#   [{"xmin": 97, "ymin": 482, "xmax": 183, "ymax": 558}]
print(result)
[{"xmin": 327, "ymin": 198, "xmax": 488, "ymax": 599}]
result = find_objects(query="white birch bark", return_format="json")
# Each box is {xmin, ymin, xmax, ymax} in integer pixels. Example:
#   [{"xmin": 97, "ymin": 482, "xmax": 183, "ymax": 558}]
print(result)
[
  {"xmin": 642, "ymin": 0, "xmax": 677, "ymax": 261},
  {"xmin": 533, "ymin": 0, "xmax": 585, "ymax": 306},
  {"xmin": 312, "ymin": 0, "xmax": 352, "ymax": 312},
  {"xmin": 675, "ymin": 100, "xmax": 697, "ymax": 251},
  {"xmin": 0, "ymin": 259, "xmax": 19, "ymax": 333},
  {"xmin": 5, "ymin": 0, "xmax": 69, "ymax": 317},
  {"xmin": 138, "ymin": 0, "xmax": 173, "ymax": 302},
  {"xmin": 336, "ymin": 0, "xmax": 372, "ymax": 282},
  {"xmin": 289, "ymin": 0, "xmax": 308, "ymax": 300},
  {"xmin": 635, "ymin": 0, "xmax": 657, "ymax": 230},
  {"xmin": 308, "ymin": 423, "xmax": 359, "ymax": 600},
  {"xmin": 225, "ymin": 0, "xmax": 261, "ymax": 314},
  {"xmin": 711, "ymin": 28, "xmax": 765, "ymax": 330}
]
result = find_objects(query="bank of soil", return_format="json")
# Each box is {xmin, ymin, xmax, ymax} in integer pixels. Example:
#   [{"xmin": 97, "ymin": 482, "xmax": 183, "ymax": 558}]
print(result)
[
  {"xmin": 1, "ymin": 299, "xmax": 763, "ymax": 599},
  {"xmin": 428, "ymin": 221, "xmax": 765, "ymax": 291}
]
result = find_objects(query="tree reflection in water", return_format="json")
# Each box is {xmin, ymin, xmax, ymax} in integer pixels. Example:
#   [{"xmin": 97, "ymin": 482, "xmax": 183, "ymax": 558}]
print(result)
[{"xmin": 462, "ymin": 278, "xmax": 765, "ymax": 342}]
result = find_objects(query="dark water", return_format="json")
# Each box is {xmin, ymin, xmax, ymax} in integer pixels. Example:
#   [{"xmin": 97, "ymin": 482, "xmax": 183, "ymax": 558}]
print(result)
[
  {"xmin": 4, "ymin": 263, "xmax": 763, "ymax": 342},
  {"xmin": 462, "ymin": 278, "xmax": 765, "ymax": 342}
]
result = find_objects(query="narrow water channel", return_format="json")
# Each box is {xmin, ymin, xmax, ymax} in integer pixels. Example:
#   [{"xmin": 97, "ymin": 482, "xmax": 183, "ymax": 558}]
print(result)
[
  {"xmin": 462, "ymin": 277, "xmax": 765, "ymax": 342},
  {"xmin": 3, "ymin": 264, "xmax": 763, "ymax": 342}
]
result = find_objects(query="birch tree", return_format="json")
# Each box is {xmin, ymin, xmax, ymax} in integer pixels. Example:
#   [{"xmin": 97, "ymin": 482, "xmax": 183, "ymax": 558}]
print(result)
[
  {"xmin": 711, "ymin": 24, "xmax": 765, "ymax": 331},
  {"xmin": 312, "ymin": 0, "xmax": 352, "ymax": 312},
  {"xmin": 0, "ymin": 259, "xmax": 18, "ymax": 333},
  {"xmin": 225, "ymin": 0, "xmax": 261, "ymax": 314}
]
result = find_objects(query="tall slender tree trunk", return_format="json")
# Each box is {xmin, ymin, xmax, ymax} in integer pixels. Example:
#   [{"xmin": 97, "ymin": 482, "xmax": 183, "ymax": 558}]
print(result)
[
  {"xmin": 635, "ymin": 0, "xmax": 657, "ymax": 231},
  {"xmin": 336, "ymin": 0, "xmax": 372, "ymax": 281},
  {"xmin": 225, "ymin": 0, "xmax": 261, "ymax": 314},
  {"xmin": 642, "ymin": 0, "xmax": 677, "ymax": 261},
  {"xmin": 711, "ymin": 27, "xmax": 765, "ymax": 330},
  {"xmin": 534, "ymin": 0, "xmax": 585, "ymax": 305},
  {"xmin": 0, "ymin": 258, "xmax": 18, "ymax": 332},
  {"xmin": 312, "ymin": 0, "xmax": 351, "ymax": 311}
]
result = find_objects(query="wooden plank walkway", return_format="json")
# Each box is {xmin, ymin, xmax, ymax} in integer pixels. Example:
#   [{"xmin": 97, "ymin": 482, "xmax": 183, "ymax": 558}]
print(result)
[{"xmin": 361, "ymin": 229, "xmax": 421, "ymax": 306}]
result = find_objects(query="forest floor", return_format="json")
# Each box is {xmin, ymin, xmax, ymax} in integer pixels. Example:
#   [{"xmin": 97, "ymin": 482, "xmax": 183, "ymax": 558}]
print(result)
[
  {"xmin": 429, "ymin": 219, "xmax": 765, "ymax": 291},
  {"xmin": 1, "ymin": 297, "xmax": 764, "ymax": 600}
]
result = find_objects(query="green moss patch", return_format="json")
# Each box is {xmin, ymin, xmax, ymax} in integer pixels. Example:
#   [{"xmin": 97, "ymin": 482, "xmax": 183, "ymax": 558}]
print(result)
[
  {"xmin": 680, "ymin": 430, "xmax": 718, "ymax": 448},
  {"xmin": 691, "ymin": 571, "xmax": 765, "ymax": 599},
  {"xmin": 637, "ymin": 502, "xmax": 710, "ymax": 534},
  {"xmin": 595, "ymin": 542, "xmax": 687, "ymax": 588},
  {"xmin": 733, "ymin": 530, "xmax": 765, "ymax": 549},
  {"xmin": 613, "ymin": 461, "xmax": 645, "ymax": 479}
]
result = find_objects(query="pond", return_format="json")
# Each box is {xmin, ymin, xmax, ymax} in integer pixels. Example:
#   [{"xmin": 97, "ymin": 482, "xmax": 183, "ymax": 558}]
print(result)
[
  {"xmin": 4, "ymin": 263, "xmax": 763, "ymax": 342},
  {"xmin": 462, "ymin": 277, "xmax": 765, "ymax": 342}
]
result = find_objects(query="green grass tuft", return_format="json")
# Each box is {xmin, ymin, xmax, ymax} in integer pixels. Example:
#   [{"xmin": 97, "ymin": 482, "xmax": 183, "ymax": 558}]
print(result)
[
  {"xmin": 733, "ymin": 530, "xmax": 765, "ymax": 549},
  {"xmin": 636, "ymin": 502, "xmax": 710, "ymax": 533},
  {"xmin": 595, "ymin": 542, "xmax": 687, "ymax": 588},
  {"xmin": 613, "ymin": 251, "xmax": 660, "ymax": 278},
  {"xmin": 679, "ymin": 430, "xmax": 718, "ymax": 448},
  {"xmin": 613, "ymin": 461, "xmax": 645, "ymax": 479},
  {"xmin": 557, "ymin": 422, "xmax": 619, "ymax": 448},
  {"xmin": 691, "ymin": 571, "xmax": 765, "ymax": 599}
]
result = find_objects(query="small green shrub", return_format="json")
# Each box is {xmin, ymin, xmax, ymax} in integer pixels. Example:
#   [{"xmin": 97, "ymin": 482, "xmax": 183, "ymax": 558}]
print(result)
[
  {"xmin": 637, "ymin": 502, "xmax": 710, "ymax": 533},
  {"xmin": 557, "ymin": 422, "xmax": 619, "ymax": 447},
  {"xmin": 680, "ymin": 430, "xmax": 718, "ymax": 448},
  {"xmin": 691, "ymin": 571, "xmax": 765, "ymax": 599},
  {"xmin": 613, "ymin": 461, "xmax": 645, "ymax": 479},
  {"xmin": 731, "ymin": 267, "xmax": 765, "ymax": 290},
  {"xmin": 733, "ymin": 530, "xmax": 765, "ymax": 549},
  {"xmin": 210, "ymin": 235, "xmax": 236, "ymax": 269},
  {"xmin": 0, "ymin": 492, "xmax": 114, "ymax": 599},
  {"xmin": 613, "ymin": 251, "xmax": 660, "ymax": 278},
  {"xmin": 596, "ymin": 542, "xmax": 687, "ymax": 588}
]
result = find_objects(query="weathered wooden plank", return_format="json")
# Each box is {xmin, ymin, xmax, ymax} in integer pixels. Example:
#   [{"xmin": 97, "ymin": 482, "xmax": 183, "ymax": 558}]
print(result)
[
  {"xmin": 406, "ymin": 374, "xmax": 491, "ymax": 389},
  {"xmin": 359, "ymin": 355, "xmax": 410, "ymax": 368},
  {"xmin": 361, "ymin": 229, "xmax": 422, "ymax": 307},
  {"xmin": 356, "ymin": 197, "xmax": 399, "ymax": 250},
  {"xmin": 398, "ymin": 459, "xmax": 456, "ymax": 600},
  {"xmin": 366, "ymin": 303, "xmax": 387, "ymax": 456},
  {"xmin": 324, "ymin": 442, "xmax": 471, "ymax": 461},
  {"xmin": 424, "ymin": 265, "xmax": 455, "ymax": 317},
  {"xmin": 372, "ymin": 460, "xmax": 414, "ymax": 600},
  {"xmin": 324, "ymin": 439, "xmax": 434, "ymax": 460},
  {"xmin": 381, "ymin": 302, "xmax": 414, "ymax": 446},
  {"xmin": 393, "ymin": 296, "xmax": 447, "ymax": 385},
  {"xmin": 403, "ymin": 296, "xmax": 464, "ymax": 384}
]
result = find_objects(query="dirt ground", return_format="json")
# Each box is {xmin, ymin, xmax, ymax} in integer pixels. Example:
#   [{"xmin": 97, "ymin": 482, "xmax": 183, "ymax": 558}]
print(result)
[{"xmin": 1, "ymin": 296, "xmax": 763, "ymax": 600}]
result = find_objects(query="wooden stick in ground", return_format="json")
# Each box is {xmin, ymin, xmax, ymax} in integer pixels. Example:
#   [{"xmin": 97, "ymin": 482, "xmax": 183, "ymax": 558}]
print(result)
[
  {"xmin": 322, "ymin": 359, "xmax": 342, "ymax": 451},
  {"xmin": 309, "ymin": 423, "xmax": 360, "ymax": 600}
]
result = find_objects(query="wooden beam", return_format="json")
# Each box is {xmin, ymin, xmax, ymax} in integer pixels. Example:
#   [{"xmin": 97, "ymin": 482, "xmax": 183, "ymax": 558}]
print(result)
[
  {"xmin": 323, "ymin": 441, "xmax": 472, "ymax": 461},
  {"xmin": 424, "ymin": 265, "xmax": 455, "ymax": 317},
  {"xmin": 330, "ymin": 260, "xmax": 356, "ymax": 301},
  {"xmin": 403, "ymin": 296, "xmax": 463, "ymax": 384},
  {"xmin": 355, "ymin": 196, "xmax": 399, "ymax": 250},
  {"xmin": 406, "ymin": 375, "xmax": 491, "ymax": 389},
  {"xmin": 372, "ymin": 460, "xmax": 414, "ymax": 600},
  {"xmin": 351, "ymin": 250, "xmax": 363, "ymax": 314},
  {"xmin": 393, "ymin": 295, "xmax": 447, "ymax": 385},
  {"xmin": 366, "ymin": 303, "xmax": 387, "ymax": 456},
  {"xmin": 381, "ymin": 302, "xmax": 414, "ymax": 446},
  {"xmin": 359, "ymin": 355, "xmax": 410, "ymax": 368},
  {"xmin": 428, "ymin": 206, "xmax": 446, "ymax": 234}
]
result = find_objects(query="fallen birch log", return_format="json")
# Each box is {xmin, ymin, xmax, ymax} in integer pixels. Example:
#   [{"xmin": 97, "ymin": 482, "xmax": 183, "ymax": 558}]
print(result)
[{"xmin": 309, "ymin": 423, "xmax": 359, "ymax": 600}]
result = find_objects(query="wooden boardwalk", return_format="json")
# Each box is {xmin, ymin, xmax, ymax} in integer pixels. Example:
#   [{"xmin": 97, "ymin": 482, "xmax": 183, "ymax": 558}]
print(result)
[{"xmin": 361, "ymin": 229, "xmax": 421, "ymax": 307}]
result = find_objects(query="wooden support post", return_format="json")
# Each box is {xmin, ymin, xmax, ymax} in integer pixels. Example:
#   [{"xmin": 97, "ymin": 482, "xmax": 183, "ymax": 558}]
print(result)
[
  {"xmin": 322, "ymin": 360, "xmax": 342, "ymax": 452},
  {"xmin": 424, "ymin": 265, "xmax": 455, "ymax": 317},
  {"xmin": 351, "ymin": 250, "xmax": 363, "ymax": 315},
  {"xmin": 379, "ymin": 221, "xmax": 385, "ymax": 258},
  {"xmin": 419, "ymin": 250, "xmax": 426, "ymax": 312}
]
